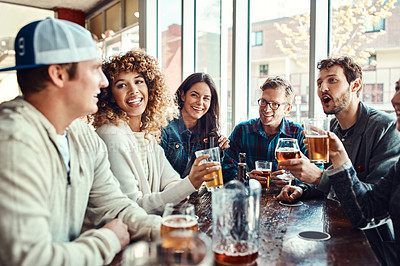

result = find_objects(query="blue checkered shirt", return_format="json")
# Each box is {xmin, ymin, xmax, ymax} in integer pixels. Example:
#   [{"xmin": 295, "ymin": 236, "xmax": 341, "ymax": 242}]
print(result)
[{"xmin": 222, "ymin": 117, "xmax": 308, "ymax": 182}]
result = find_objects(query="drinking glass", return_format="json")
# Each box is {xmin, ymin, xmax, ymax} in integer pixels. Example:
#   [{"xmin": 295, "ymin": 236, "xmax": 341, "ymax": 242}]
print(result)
[
  {"xmin": 195, "ymin": 147, "xmax": 224, "ymax": 191},
  {"xmin": 275, "ymin": 138, "xmax": 301, "ymax": 185},
  {"xmin": 123, "ymin": 230, "xmax": 213, "ymax": 266},
  {"xmin": 160, "ymin": 203, "xmax": 198, "ymax": 237},
  {"xmin": 303, "ymin": 118, "xmax": 330, "ymax": 163},
  {"xmin": 255, "ymin": 160, "xmax": 272, "ymax": 189},
  {"xmin": 212, "ymin": 180, "xmax": 261, "ymax": 265}
]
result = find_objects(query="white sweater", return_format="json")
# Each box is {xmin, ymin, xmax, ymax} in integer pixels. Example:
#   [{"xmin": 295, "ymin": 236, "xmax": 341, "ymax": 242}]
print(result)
[
  {"xmin": 96, "ymin": 123, "xmax": 196, "ymax": 215},
  {"xmin": 0, "ymin": 97, "xmax": 161, "ymax": 266}
]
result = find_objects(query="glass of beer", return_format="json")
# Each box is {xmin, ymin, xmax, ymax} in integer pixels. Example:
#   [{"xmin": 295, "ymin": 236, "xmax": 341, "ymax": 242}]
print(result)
[
  {"xmin": 275, "ymin": 138, "xmax": 301, "ymax": 185},
  {"xmin": 123, "ymin": 231, "xmax": 213, "ymax": 265},
  {"xmin": 195, "ymin": 147, "xmax": 224, "ymax": 191},
  {"xmin": 255, "ymin": 160, "xmax": 272, "ymax": 189},
  {"xmin": 160, "ymin": 203, "xmax": 198, "ymax": 237},
  {"xmin": 303, "ymin": 118, "xmax": 330, "ymax": 163}
]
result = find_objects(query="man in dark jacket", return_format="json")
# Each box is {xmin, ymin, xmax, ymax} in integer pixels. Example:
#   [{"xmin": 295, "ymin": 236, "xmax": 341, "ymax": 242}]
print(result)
[{"xmin": 277, "ymin": 56, "xmax": 400, "ymax": 265}]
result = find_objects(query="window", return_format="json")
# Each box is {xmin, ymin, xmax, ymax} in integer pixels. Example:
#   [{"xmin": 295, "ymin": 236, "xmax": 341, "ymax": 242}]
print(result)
[
  {"xmin": 125, "ymin": 0, "xmax": 139, "ymax": 26},
  {"xmin": 251, "ymin": 31, "xmax": 263, "ymax": 46},
  {"xmin": 364, "ymin": 54, "xmax": 377, "ymax": 71},
  {"xmin": 89, "ymin": 13, "xmax": 103, "ymax": 40},
  {"xmin": 196, "ymin": 0, "xmax": 221, "ymax": 78},
  {"xmin": 106, "ymin": 2, "xmax": 121, "ymax": 33},
  {"xmin": 365, "ymin": 18, "xmax": 385, "ymax": 33},
  {"xmin": 363, "ymin": 83, "xmax": 383, "ymax": 104},
  {"xmin": 259, "ymin": 64, "xmax": 268, "ymax": 76},
  {"xmin": 368, "ymin": 54, "xmax": 377, "ymax": 65},
  {"xmin": 160, "ymin": 0, "xmax": 182, "ymax": 93},
  {"xmin": 250, "ymin": 0, "xmax": 310, "ymax": 121}
]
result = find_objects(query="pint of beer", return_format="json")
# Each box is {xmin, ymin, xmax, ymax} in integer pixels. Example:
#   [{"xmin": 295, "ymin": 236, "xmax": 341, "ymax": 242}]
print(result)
[
  {"xmin": 204, "ymin": 168, "xmax": 224, "ymax": 189},
  {"xmin": 160, "ymin": 215, "xmax": 198, "ymax": 237},
  {"xmin": 303, "ymin": 118, "xmax": 330, "ymax": 163},
  {"xmin": 255, "ymin": 160, "xmax": 272, "ymax": 189},
  {"xmin": 161, "ymin": 203, "xmax": 198, "ymax": 237},
  {"xmin": 195, "ymin": 147, "xmax": 224, "ymax": 191}
]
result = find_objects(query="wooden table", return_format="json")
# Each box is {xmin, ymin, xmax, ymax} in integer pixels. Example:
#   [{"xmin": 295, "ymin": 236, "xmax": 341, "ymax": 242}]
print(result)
[
  {"xmin": 110, "ymin": 186, "xmax": 378, "ymax": 265},
  {"xmin": 189, "ymin": 186, "xmax": 378, "ymax": 265}
]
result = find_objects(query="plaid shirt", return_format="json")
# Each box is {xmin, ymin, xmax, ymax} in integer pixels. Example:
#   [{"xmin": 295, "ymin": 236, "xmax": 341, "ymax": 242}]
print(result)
[{"xmin": 222, "ymin": 117, "xmax": 308, "ymax": 182}]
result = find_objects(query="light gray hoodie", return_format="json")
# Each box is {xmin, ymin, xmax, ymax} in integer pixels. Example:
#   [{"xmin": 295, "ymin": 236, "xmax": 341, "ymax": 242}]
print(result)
[{"xmin": 0, "ymin": 97, "xmax": 160, "ymax": 266}]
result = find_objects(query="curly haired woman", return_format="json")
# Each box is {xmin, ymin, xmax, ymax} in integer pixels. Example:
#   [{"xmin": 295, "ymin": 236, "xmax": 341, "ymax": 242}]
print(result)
[{"xmin": 92, "ymin": 50, "xmax": 220, "ymax": 214}]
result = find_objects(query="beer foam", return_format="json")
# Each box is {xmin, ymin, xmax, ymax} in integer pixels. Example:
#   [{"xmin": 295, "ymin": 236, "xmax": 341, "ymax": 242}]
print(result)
[
  {"xmin": 161, "ymin": 215, "xmax": 198, "ymax": 228},
  {"xmin": 305, "ymin": 134, "xmax": 328, "ymax": 138},
  {"xmin": 276, "ymin": 147, "xmax": 299, "ymax": 152}
]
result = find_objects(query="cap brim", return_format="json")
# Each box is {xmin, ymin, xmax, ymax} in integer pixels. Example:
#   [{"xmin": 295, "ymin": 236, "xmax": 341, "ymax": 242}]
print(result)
[{"xmin": 0, "ymin": 63, "xmax": 46, "ymax": 72}]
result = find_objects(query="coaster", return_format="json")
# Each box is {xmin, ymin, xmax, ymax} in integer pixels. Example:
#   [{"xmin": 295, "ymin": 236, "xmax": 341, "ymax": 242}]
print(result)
[
  {"xmin": 279, "ymin": 200, "xmax": 303, "ymax": 207},
  {"xmin": 298, "ymin": 231, "xmax": 331, "ymax": 241}
]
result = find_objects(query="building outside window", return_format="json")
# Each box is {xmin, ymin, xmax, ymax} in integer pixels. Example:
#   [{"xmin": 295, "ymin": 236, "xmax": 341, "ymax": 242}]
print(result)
[
  {"xmin": 363, "ymin": 83, "xmax": 384, "ymax": 104},
  {"xmin": 250, "ymin": 0, "xmax": 310, "ymax": 122}
]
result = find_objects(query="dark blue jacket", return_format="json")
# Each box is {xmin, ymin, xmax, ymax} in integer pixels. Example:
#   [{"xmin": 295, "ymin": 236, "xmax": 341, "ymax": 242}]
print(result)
[{"xmin": 328, "ymin": 160, "xmax": 400, "ymax": 264}]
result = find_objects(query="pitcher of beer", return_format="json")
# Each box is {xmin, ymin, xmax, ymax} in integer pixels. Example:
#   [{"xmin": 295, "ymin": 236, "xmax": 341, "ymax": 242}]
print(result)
[{"xmin": 212, "ymin": 179, "xmax": 261, "ymax": 265}]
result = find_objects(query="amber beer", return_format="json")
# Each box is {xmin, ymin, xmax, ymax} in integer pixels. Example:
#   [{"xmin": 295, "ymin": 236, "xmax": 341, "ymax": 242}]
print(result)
[
  {"xmin": 204, "ymin": 168, "xmax": 224, "ymax": 189},
  {"xmin": 257, "ymin": 171, "xmax": 271, "ymax": 189},
  {"xmin": 275, "ymin": 149, "xmax": 301, "ymax": 162},
  {"xmin": 213, "ymin": 243, "xmax": 258, "ymax": 264},
  {"xmin": 307, "ymin": 135, "xmax": 329, "ymax": 163},
  {"xmin": 160, "ymin": 215, "xmax": 198, "ymax": 237}
]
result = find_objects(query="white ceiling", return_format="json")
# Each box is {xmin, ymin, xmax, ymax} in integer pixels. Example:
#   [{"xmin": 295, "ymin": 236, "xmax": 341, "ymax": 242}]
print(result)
[{"xmin": 0, "ymin": 0, "xmax": 104, "ymax": 13}]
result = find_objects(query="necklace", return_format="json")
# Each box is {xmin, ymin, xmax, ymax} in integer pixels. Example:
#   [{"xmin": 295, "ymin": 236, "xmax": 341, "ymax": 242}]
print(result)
[{"xmin": 339, "ymin": 125, "xmax": 355, "ymax": 142}]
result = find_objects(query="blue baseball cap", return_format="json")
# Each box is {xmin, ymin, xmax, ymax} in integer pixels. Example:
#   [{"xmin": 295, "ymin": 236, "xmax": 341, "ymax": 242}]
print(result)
[{"xmin": 0, "ymin": 18, "xmax": 101, "ymax": 72}]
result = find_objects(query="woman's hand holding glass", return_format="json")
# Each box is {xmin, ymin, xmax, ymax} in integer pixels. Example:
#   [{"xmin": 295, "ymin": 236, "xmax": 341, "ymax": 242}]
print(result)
[{"xmin": 188, "ymin": 154, "xmax": 221, "ymax": 189}]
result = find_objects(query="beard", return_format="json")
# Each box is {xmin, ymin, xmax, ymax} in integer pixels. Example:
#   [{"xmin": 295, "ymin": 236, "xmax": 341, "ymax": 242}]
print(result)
[{"xmin": 323, "ymin": 87, "xmax": 351, "ymax": 115}]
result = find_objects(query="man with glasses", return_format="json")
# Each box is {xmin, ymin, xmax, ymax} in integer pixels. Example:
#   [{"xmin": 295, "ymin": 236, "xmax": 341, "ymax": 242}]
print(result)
[{"xmin": 222, "ymin": 76, "xmax": 307, "ymax": 185}]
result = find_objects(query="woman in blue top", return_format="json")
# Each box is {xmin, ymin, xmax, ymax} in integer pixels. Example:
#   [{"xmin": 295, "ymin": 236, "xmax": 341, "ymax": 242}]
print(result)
[{"xmin": 161, "ymin": 73, "xmax": 230, "ymax": 178}]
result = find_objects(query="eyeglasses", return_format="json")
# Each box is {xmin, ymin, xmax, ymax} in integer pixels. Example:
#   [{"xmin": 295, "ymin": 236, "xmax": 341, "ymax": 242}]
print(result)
[{"xmin": 257, "ymin": 99, "xmax": 283, "ymax": 110}]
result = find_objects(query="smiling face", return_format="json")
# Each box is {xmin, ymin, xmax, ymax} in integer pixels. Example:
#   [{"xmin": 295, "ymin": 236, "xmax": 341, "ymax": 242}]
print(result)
[
  {"xmin": 180, "ymin": 82, "xmax": 212, "ymax": 128},
  {"xmin": 317, "ymin": 65, "xmax": 355, "ymax": 115},
  {"xmin": 259, "ymin": 88, "xmax": 292, "ymax": 132},
  {"xmin": 111, "ymin": 70, "xmax": 148, "ymax": 130}
]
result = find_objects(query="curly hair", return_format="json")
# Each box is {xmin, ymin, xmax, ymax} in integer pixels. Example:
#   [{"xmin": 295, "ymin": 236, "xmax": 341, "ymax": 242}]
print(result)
[
  {"xmin": 92, "ymin": 49, "xmax": 178, "ymax": 141},
  {"xmin": 317, "ymin": 56, "xmax": 363, "ymax": 96},
  {"xmin": 176, "ymin": 72, "xmax": 220, "ymax": 141}
]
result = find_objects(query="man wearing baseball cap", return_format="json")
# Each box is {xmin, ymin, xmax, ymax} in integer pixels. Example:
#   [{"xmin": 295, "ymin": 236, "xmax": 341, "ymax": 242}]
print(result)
[{"xmin": 0, "ymin": 18, "xmax": 161, "ymax": 265}]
